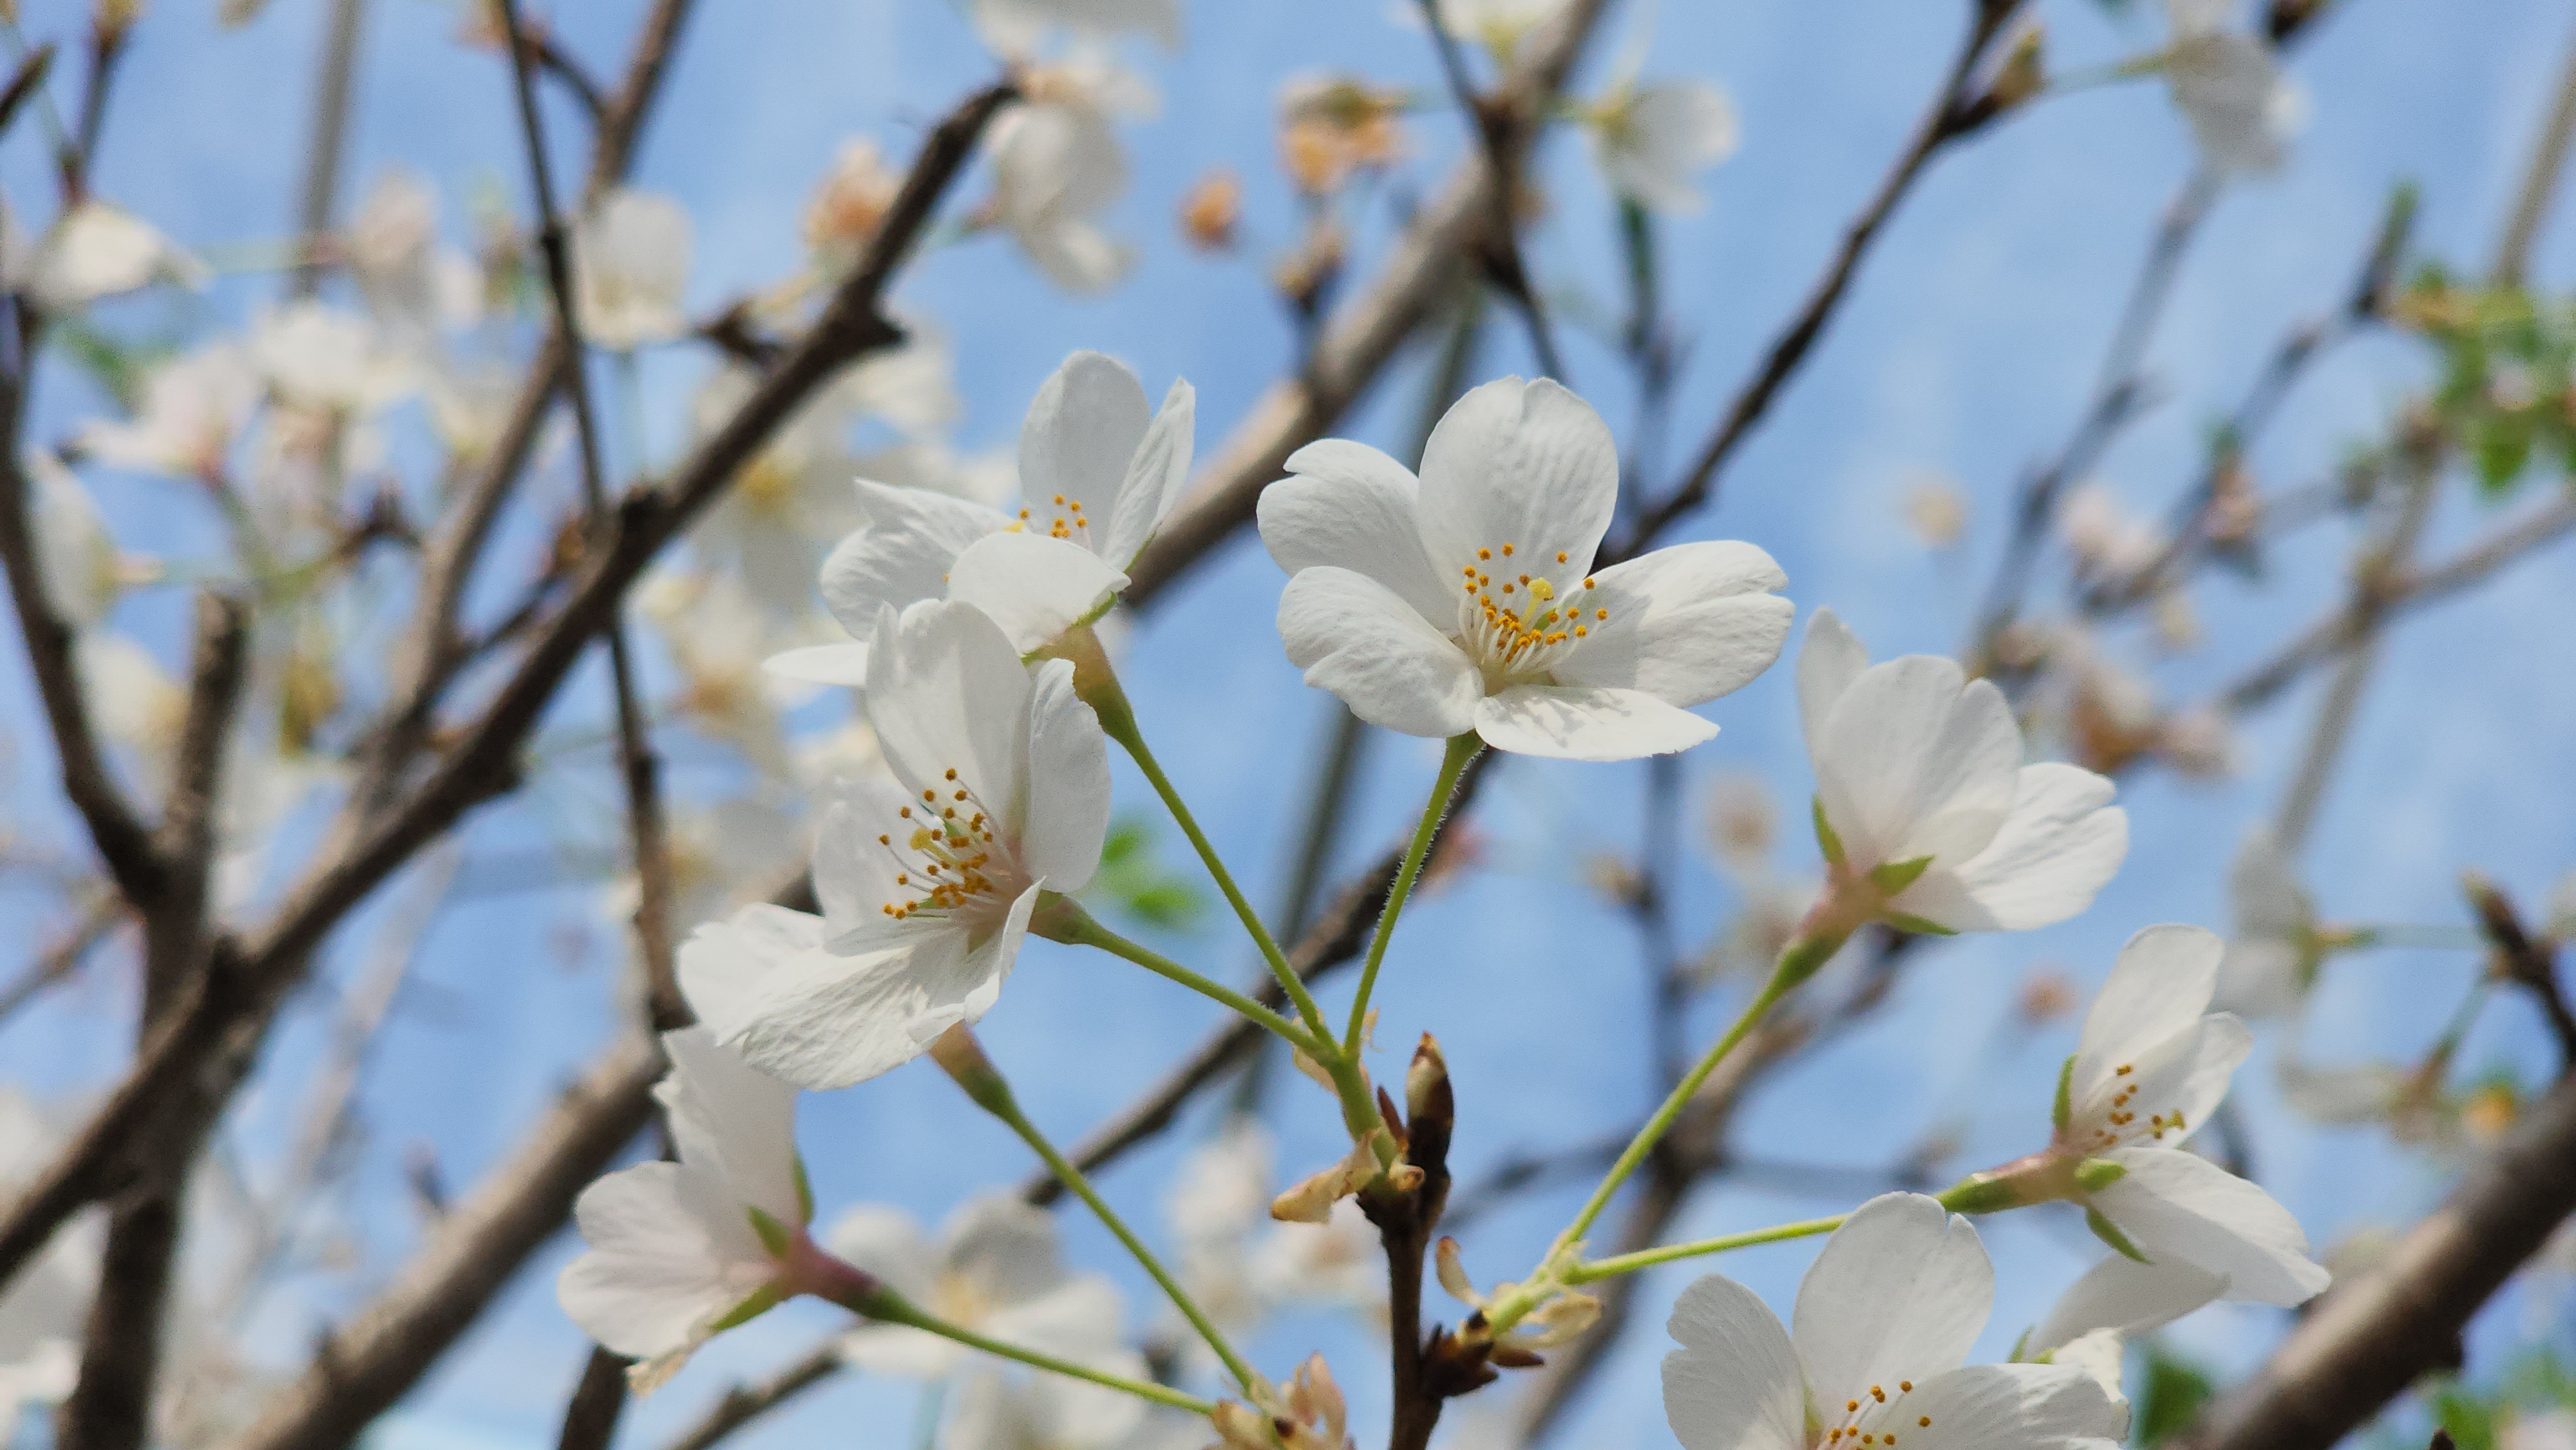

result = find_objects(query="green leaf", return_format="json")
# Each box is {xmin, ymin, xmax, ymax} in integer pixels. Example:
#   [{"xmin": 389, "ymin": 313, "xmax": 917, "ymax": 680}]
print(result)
[
  {"xmin": 1868, "ymin": 856, "xmax": 1933, "ymax": 895},
  {"xmin": 2085, "ymin": 1205, "xmax": 2149, "ymax": 1263},
  {"xmin": 2133, "ymin": 1344, "xmax": 2216, "ymax": 1446},
  {"xmin": 2052, "ymin": 1055, "xmax": 2076, "ymax": 1135},
  {"xmin": 793, "ymin": 1156, "xmax": 816, "ymax": 1225},
  {"xmin": 1083, "ymin": 813, "xmax": 1208, "ymax": 931},
  {"xmin": 2429, "ymin": 1381, "xmax": 2499, "ymax": 1450},
  {"xmin": 1811, "ymin": 795, "xmax": 1845, "ymax": 868},
  {"xmin": 708, "ymin": 1282, "xmax": 784, "ymax": 1334}
]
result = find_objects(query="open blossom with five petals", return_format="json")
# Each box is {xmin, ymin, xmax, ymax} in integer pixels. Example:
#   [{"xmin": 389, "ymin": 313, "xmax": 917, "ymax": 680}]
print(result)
[
  {"xmin": 1260, "ymin": 377, "xmax": 1791, "ymax": 760},
  {"xmin": 573, "ymin": 188, "xmax": 694, "ymax": 350},
  {"xmin": 1663, "ymin": 1192, "xmax": 2123, "ymax": 1450},
  {"xmin": 1797, "ymin": 608, "xmax": 2126, "ymax": 934},
  {"xmin": 772, "ymin": 350, "xmax": 1193, "ymax": 687},
  {"xmin": 2016, "ymin": 1255, "xmax": 2226, "ymax": 1424},
  {"xmin": 685, "ymin": 599, "xmax": 1110, "ymax": 1089},
  {"xmin": 2159, "ymin": 0, "xmax": 2305, "ymax": 176},
  {"xmin": 2045, "ymin": 925, "xmax": 2331, "ymax": 1307},
  {"xmin": 556, "ymin": 1029, "xmax": 813, "ymax": 1390},
  {"xmin": 831, "ymin": 1192, "xmax": 1123, "ymax": 1378},
  {"xmin": 1584, "ymin": 77, "xmax": 1739, "ymax": 214}
]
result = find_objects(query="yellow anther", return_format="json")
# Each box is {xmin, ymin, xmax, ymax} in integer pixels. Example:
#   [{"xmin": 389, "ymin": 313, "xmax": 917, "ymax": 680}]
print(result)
[
  {"xmin": 1501, "ymin": 543, "xmax": 1515, "ymax": 556},
  {"xmin": 1477, "ymin": 548, "xmax": 1492, "ymax": 560}
]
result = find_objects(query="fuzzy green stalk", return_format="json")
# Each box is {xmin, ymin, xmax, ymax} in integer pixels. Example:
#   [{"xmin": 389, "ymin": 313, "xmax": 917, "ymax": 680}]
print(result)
[
  {"xmin": 1049, "ymin": 626, "xmax": 1337, "ymax": 1048},
  {"xmin": 1567, "ymin": 1213, "xmax": 1848, "ymax": 1283},
  {"xmin": 1038, "ymin": 896, "xmax": 1327, "ymax": 1057},
  {"xmin": 1344, "ymin": 731, "xmax": 1481, "ymax": 1054},
  {"xmin": 930, "ymin": 1030, "xmax": 1260, "ymax": 1396}
]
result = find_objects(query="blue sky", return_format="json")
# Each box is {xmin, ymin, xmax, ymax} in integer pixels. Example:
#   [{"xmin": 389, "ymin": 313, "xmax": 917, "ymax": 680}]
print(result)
[{"xmin": 3, "ymin": 0, "xmax": 2574, "ymax": 1447}]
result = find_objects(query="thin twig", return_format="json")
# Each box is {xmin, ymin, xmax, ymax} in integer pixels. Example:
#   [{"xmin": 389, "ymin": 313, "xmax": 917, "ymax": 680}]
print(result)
[
  {"xmin": 1413, "ymin": 0, "xmax": 1563, "ymax": 379},
  {"xmin": 2463, "ymin": 872, "xmax": 2576, "ymax": 1064},
  {"xmin": 287, "ymin": 0, "xmax": 367, "ymax": 299},
  {"xmin": 1622, "ymin": 0, "xmax": 2027, "ymax": 554}
]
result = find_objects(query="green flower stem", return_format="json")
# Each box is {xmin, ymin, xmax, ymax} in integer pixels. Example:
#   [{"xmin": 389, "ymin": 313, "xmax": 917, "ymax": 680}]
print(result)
[
  {"xmin": 934, "ymin": 1033, "xmax": 1260, "ymax": 1396},
  {"xmin": 1344, "ymin": 732, "xmax": 1482, "ymax": 1055},
  {"xmin": 1044, "ymin": 898, "xmax": 1327, "ymax": 1058},
  {"xmin": 1486, "ymin": 926, "xmax": 1848, "ymax": 1334},
  {"xmin": 1079, "ymin": 652, "xmax": 1336, "ymax": 1048},
  {"xmin": 1566, "ymin": 1213, "xmax": 1848, "ymax": 1283},
  {"xmin": 849, "ymin": 1287, "xmax": 1214, "ymax": 1415}
]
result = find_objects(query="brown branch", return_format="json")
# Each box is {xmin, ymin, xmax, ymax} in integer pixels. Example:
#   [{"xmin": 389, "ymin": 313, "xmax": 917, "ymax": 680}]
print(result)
[
  {"xmin": 286, "ymin": 0, "xmax": 367, "ymax": 300},
  {"xmin": 1413, "ymin": 0, "xmax": 1563, "ymax": 379},
  {"xmin": 0, "ymin": 885, "xmax": 122, "ymax": 1023},
  {"xmin": 2173, "ymin": 1068, "xmax": 2576, "ymax": 1450},
  {"xmin": 656, "ymin": 1346, "xmax": 842, "ymax": 1450},
  {"xmin": 1122, "ymin": 0, "xmax": 1613, "ymax": 608},
  {"xmin": 209, "ymin": 1035, "xmax": 665, "ymax": 1450},
  {"xmin": 1621, "ymin": 0, "xmax": 2026, "ymax": 555},
  {"xmin": 59, "ymin": 593, "xmax": 247, "ymax": 1450},
  {"xmin": 2463, "ymin": 872, "xmax": 2576, "ymax": 1064},
  {"xmin": 499, "ymin": 0, "xmax": 684, "ymax": 1030}
]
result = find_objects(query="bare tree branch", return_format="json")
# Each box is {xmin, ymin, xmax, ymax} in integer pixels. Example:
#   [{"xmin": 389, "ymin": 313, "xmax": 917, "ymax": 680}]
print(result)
[
  {"xmin": 1122, "ymin": 0, "xmax": 1614, "ymax": 608},
  {"xmin": 2174, "ymin": 1068, "xmax": 2576, "ymax": 1450},
  {"xmin": 1622, "ymin": 0, "xmax": 2027, "ymax": 552}
]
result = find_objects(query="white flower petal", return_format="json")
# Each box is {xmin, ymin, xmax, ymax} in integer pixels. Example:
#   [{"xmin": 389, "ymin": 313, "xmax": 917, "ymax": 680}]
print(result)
[
  {"xmin": 1101, "ymin": 376, "xmax": 1195, "ymax": 569},
  {"xmin": 1793, "ymin": 1193, "xmax": 1992, "ymax": 1398},
  {"xmin": 1795, "ymin": 607, "xmax": 1870, "ymax": 764},
  {"xmin": 1257, "ymin": 438, "xmax": 1453, "ymax": 623},
  {"xmin": 1414, "ymin": 377, "xmax": 1618, "ymax": 583},
  {"xmin": 558, "ymin": 1163, "xmax": 772, "ymax": 1361},
  {"xmin": 2029, "ymin": 1254, "xmax": 2228, "ymax": 1357},
  {"xmin": 656, "ymin": 1027, "xmax": 803, "ymax": 1230},
  {"xmin": 1900, "ymin": 1362, "xmax": 2125, "ymax": 1450},
  {"xmin": 677, "ymin": 904, "xmax": 831, "ymax": 1046},
  {"xmin": 820, "ymin": 480, "xmax": 1015, "ymax": 636},
  {"xmin": 2091, "ymin": 1146, "xmax": 2331, "ymax": 1307},
  {"xmin": 1552, "ymin": 540, "xmax": 1791, "ymax": 706},
  {"xmin": 808, "ymin": 775, "xmax": 919, "ymax": 936},
  {"xmin": 762, "ymin": 642, "xmax": 873, "ymax": 688},
  {"xmin": 2074, "ymin": 925, "xmax": 2224, "ymax": 1098},
  {"xmin": 1895, "ymin": 764, "xmax": 2126, "ymax": 932},
  {"xmin": 1661, "ymin": 1273, "xmax": 1806, "ymax": 1450},
  {"xmin": 946, "ymin": 531, "xmax": 1132, "ymax": 654},
  {"xmin": 2228, "ymin": 825, "xmax": 2311, "ymax": 937},
  {"xmin": 1276, "ymin": 566, "xmax": 1480, "ymax": 738},
  {"xmin": 1021, "ymin": 658, "xmax": 1110, "ymax": 892},
  {"xmin": 1815, "ymin": 658, "xmax": 2018, "ymax": 869},
  {"xmin": 703, "ymin": 927, "xmax": 990, "ymax": 1091},
  {"xmin": 864, "ymin": 600, "xmax": 1035, "ymax": 837},
  {"xmin": 1472, "ymin": 683, "xmax": 1716, "ymax": 760},
  {"xmin": 2215, "ymin": 938, "xmax": 2303, "ymax": 1020},
  {"xmin": 988, "ymin": 1274, "xmax": 1130, "ymax": 1362},
  {"xmin": 943, "ymin": 1192, "xmax": 1072, "ymax": 1306},
  {"xmin": 1019, "ymin": 351, "xmax": 1151, "ymax": 549}
]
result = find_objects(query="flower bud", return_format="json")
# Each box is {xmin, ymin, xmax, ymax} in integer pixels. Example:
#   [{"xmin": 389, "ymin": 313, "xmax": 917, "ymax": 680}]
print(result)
[
  {"xmin": 1178, "ymin": 168, "xmax": 1242, "ymax": 252},
  {"xmin": 1405, "ymin": 1033, "xmax": 1451, "ymax": 1125},
  {"xmin": 928, "ymin": 1026, "xmax": 1014, "ymax": 1117}
]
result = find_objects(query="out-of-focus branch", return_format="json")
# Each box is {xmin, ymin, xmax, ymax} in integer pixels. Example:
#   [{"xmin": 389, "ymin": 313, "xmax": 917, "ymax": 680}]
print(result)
[
  {"xmin": 208, "ymin": 1035, "xmax": 665, "ymax": 1450},
  {"xmin": 2463, "ymin": 872, "xmax": 2576, "ymax": 1063},
  {"xmin": 1413, "ymin": 0, "xmax": 1563, "ymax": 378},
  {"xmin": 1622, "ymin": 0, "xmax": 2028, "ymax": 554},
  {"xmin": 358, "ymin": 0, "xmax": 697, "ymax": 800},
  {"xmin": 2174, "ymin": 1068, "xmax": 2576, "ymax": 1450},
  {"xmin": 2211, "ymin": 493, "xmax": 2576, "ymax": 718},
  {"xmin": 1122, "ymin": 0, "xmax": 1613, "ymax": 607},
  {"xmin": 287, "ymin": 0, "xmax": 366, "ymax": 300},
  {"xmin": 2271, "ymin": 439, "xmax": 2438, "ymax": 850},
  {"xmin": 499, "ymin": 0, "xmax": 683, "ymax": 1030},
  {"xmin": 656, "ymin": 1346, "xmax": 843, "ymax": 1450},
  {"xmin": 2490, "ymin": 13, "xmax": 2576, "ymax": 286},
  {"xmin": 58, "ymin": 592, "xmax": 248, "ymax": 1450},
  {"xmin": 0, "ymin": 885, "xmax": 122, "ymax": 1023}
]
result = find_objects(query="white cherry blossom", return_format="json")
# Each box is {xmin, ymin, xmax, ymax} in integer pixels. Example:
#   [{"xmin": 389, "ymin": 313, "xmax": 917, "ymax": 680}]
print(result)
[
  {"xmin": 984, "ymin": 61, "xmax": 1150, "ymax": 294},
  {"xmin": 2018, "ymin": 1255, "xmax": 2226, "ymax": 1422},
  {"xmin": 2053, "ymin": 925, "xmax": 2330, "ymax": 1307},
  {"xmin": 28, "ymin": 451, "xmax": 122, "ymax": 628},
  {"xmin": 81, "ymin": 342, "xmax": 261, "ymax": 481},
  {"xmin": 1586, "ymin": 77, "xmax": 1739, "ymax": 213},
  {"xmin": 556, "ymin": 1029, "xmax": 809, "ymax": 1389},
  {"xmin": 685, "ymin": 599, "xmax": 1110, "ymax": 1089},
  {"xmin": 573, "ymin": 188, "xmax": 694, "ymax": 350},
  {"xmin": 1797, "ymin": 608, "xmax": 2126, "ymax": 934},
  {"xmin": 2161, "ymin": 0, "xmax": 2305, "ymax": 176},
  {"xmin": 0, "ymin": 1090, "xmax": 97, "ymax": 1431},
  {"xmin": 2214, "ymin": 826, "xmax": 2322, "ymax": 1019},
  {"xmin": 831, "ymin": 1192, "xmax": 1122, "ymax": 1378},
  {"xmin": 250, "ymin": 302, "xmax": 415, "ymax": 417},
  {"xmin": 972, "ymin": 0, "xmax": 1181, "ymax": 54},
  {"xmin": 775, "ymin": 350, "xmax": 1192, "ymax": 685},
  {"xmin": 1663, "ymin": 1192, "xmax": 2124, "ymax": 1450},
  {"xmin": 943, "ymin": 1366, "xmax": 1206, "ymax": 1450},
  {"xmin": 32, "ymin": 201, "xmax": 207, "ymax": 310},
  {"xmin": 1262, "ymin": 377, "xmax": 1791, "ymax": 760}
]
